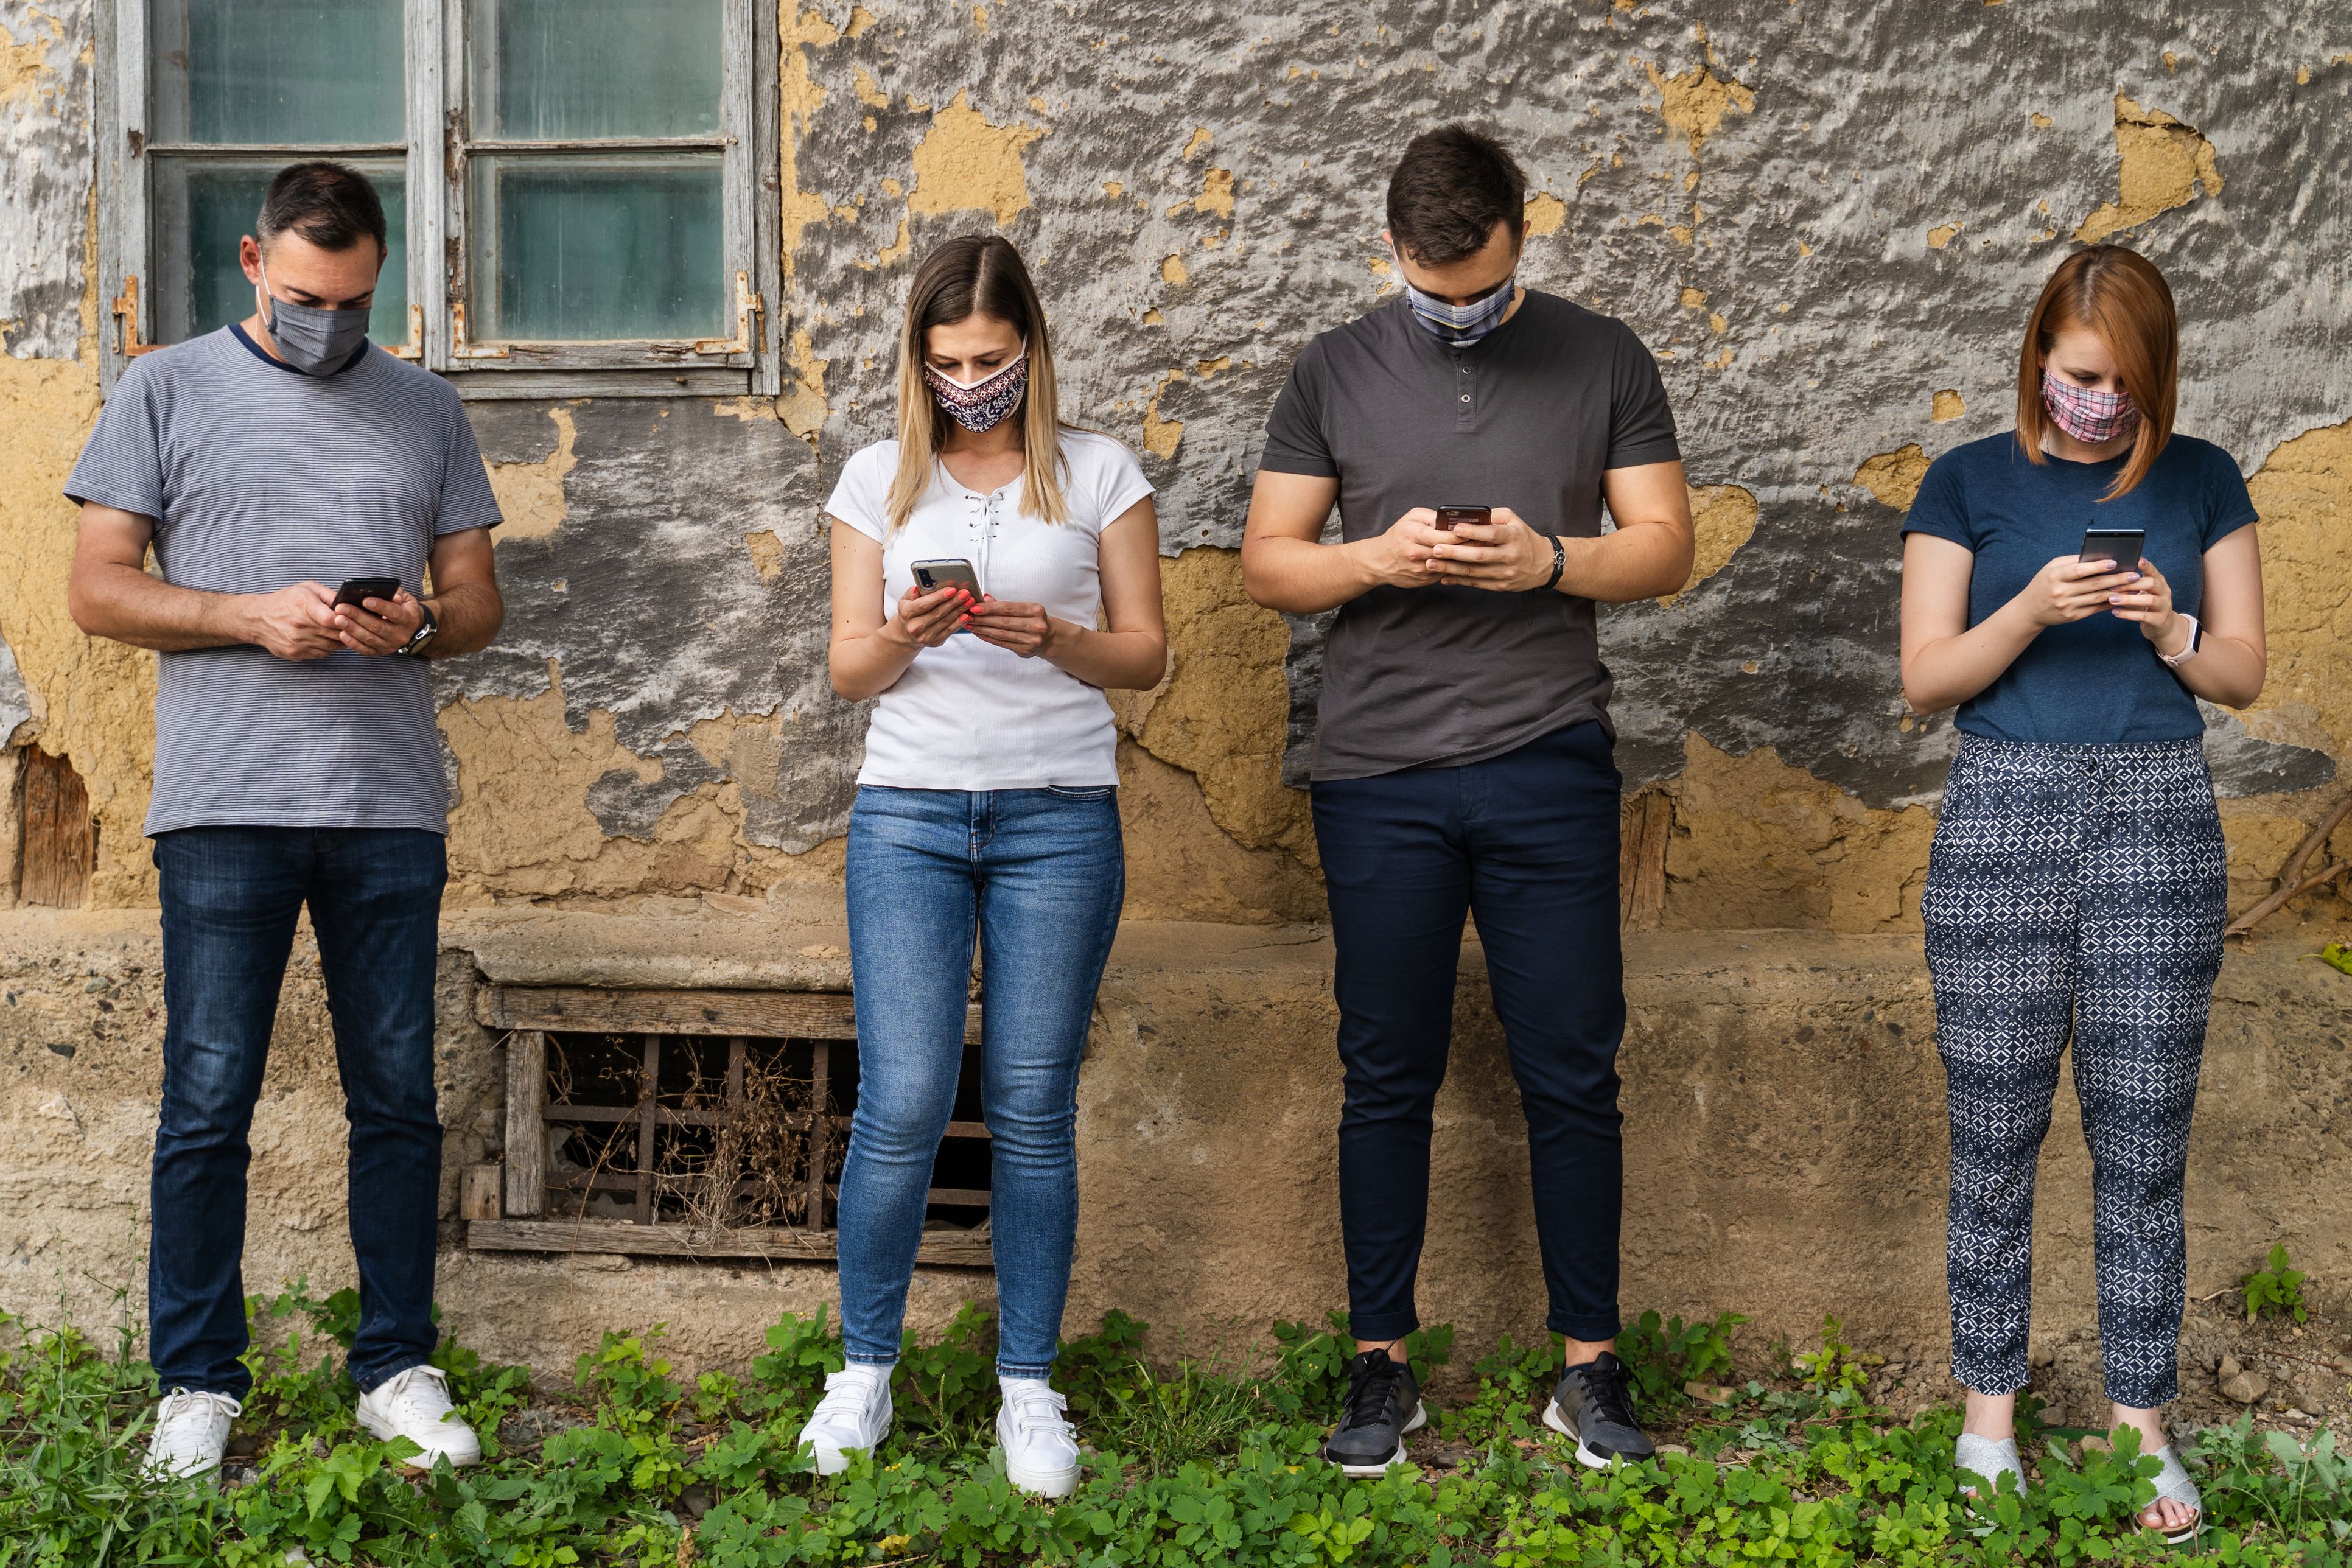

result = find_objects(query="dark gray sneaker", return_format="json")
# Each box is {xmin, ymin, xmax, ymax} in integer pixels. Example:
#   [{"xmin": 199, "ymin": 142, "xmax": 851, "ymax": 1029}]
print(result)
[
  {"xmin": 1543, "ymin": 1351, "xmax": 1655, "ymax": 1469},
  {"xmin": 1320, "ymin": 1350, "xmax": 1426, "ymax": 1477}
]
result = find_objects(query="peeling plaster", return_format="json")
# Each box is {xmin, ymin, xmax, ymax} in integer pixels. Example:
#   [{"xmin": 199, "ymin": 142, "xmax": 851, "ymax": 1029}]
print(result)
[
  {"xmin": 483, "ymin": 406, "xmax": 578, "ymax": 542},
  {"xmin": 0, "ymin": 0, "xmax": 89, "ymax": 359},
  {"xmin": 1662, "ymin": 484, "xmax": 1759, "ymax": 607},
  {"xmin": 907, "ymin": 89, "xmax": 1041, "ymax": 227},
  {"xmin": 2074, "ymin": 94, "xmax": 2224, "ymax": 245}
]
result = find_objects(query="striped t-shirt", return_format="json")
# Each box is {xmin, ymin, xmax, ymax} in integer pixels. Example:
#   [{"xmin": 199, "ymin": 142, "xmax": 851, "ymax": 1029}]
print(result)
[{"xmin": 65, "ymin": 326, "xmax": 502, "ymax": 835}]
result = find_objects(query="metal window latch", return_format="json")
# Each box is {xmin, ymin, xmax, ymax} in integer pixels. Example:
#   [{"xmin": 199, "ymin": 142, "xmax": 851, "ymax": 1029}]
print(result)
[
  {"xmin": 111, "ymin": 274, "xmax": 160, "ymax": 357},
  {"xmin": 692, "ymin": 271, "xmax": 763, "ymax": 356}
]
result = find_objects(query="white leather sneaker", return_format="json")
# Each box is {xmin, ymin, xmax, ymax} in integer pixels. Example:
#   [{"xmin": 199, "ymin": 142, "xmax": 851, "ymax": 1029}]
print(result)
[
  {"xmin": 997, "ymin": 1377, "xmax": 1080, "ymax": 1497},
  {"xmin": 144, "ymin": 1388, "xmax": 242, "ymax": 1485},
  {"xmin": 354, "ymin": 1365, "xmax": 482, "ymax": 1469},
  {"xmin": 797, "ymin": 1365, "xmax": 894, "ymax": 1475}
]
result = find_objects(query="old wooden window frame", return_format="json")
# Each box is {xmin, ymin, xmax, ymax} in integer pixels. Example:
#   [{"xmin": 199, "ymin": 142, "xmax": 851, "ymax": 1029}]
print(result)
[
  {"xmin": 94, "ymin": 0, "xmax": 784, "ymax": 401},
  {"xmin": 468, "ymin": 984, "xmax": 993, "ymax": 1268}
]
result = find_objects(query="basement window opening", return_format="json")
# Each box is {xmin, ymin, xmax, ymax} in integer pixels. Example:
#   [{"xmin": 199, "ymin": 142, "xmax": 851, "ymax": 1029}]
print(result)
[{"xmin": 468, "ymin": 985, "xmax": 992, "ymax": 1267}]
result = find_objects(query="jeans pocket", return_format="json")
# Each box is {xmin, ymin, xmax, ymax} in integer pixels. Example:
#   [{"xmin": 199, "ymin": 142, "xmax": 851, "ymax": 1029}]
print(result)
[{"xmin": 1043, "ymin": 785, "xmax": 1116, "ymax": 802}]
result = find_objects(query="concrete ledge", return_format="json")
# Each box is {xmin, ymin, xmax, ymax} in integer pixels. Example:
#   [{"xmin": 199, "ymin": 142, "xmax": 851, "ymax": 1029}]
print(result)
[{"xmin": 4, "ymin": 908, "xmax": 2346, "ymax": 1384}]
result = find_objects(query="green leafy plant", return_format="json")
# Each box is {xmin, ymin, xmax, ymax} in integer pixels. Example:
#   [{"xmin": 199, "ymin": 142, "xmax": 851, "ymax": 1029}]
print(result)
[
  {"xmin": 1790, "ymin": 1312, "xmax": 1881, "ymax": 1401},
  {"xmin": 2242, "ymin": 1242, "xmax": 2310, "ymax": 1324},
  {"xmin": 1615, "ymin": 1308, "xmax": 1749, "ymax": 1413}
]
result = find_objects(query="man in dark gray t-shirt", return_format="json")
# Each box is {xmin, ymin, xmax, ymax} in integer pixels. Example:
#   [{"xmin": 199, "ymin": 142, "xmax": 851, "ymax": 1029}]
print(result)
[
  {"xmin": 64, "ymin": 163, "xmax": 503, "ymax": 1484},
  {"xmin": 1242, "ymin": 125, "xmax": 1695, "ymax": 1476}
]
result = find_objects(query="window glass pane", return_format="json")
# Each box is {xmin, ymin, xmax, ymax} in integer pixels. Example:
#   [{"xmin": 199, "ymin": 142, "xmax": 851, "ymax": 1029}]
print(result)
[
  {"xmin": 470, "ymin": 156, "xmax": 722, "ymax": 340},
  {"xmin": 152, "ymin": 158, "xmax": 408, "ymax": 347},
  {"xmin": 471, "ymin": 0, "xmax": 723, "ymax": 139},
  {"xmin": 151, "ymin": 0, "xmax": 404, "ymax": 145}
]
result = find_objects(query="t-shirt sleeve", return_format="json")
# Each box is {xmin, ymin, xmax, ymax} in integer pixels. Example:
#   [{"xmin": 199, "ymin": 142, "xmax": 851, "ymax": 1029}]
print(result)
[
  {"xmin": 1604, "ymin": 322, "xmax": 1682, "ymax": 469},
  {"xmin": 435, "ymin": 403, "xmax": 505, "ymax": 536},
  {"xmin": 2199, "ymin": 443, "xmax": 2258, "ymax": 549},
  {"xmin": 824, "ymin": 444, "xmax": 892, "ymax": 543},
  {"xmin": 1257, "ymin": 340, "xmax": 1337, "ymax": 478},
  {"xmin": 63, "ymin": 363, "xmax": 167, "ymax": 519},
  {"xmin": 1079, "ymin": 436, "xmax": 1154, "ymax": 533},
  {"xmin": 1899, "ymin": 451, "xmax": 1973, "ymax": 548}
]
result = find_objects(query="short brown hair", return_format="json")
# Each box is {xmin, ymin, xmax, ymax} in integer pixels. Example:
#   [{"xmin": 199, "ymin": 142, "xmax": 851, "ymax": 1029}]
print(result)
[
  {"xmin": 257, "ymin": 161, "xmax": 387, "ymax": 256},
  {"xmin": 1385, "ymin": 125, "xmax": 1526, "ymax": 266},
  {"xmin": 2015, "ymin": 245, "xmax": 2178, "ymax": 500}
]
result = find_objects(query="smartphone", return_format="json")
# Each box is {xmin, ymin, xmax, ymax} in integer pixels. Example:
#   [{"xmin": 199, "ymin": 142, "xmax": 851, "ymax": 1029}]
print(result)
[
  {"xmin": 334, "ymin": 576, "xmax": 401, "ymax": 607},
  {"xmin": 1434, "ymin": 505, "xmax": 1491, "ymax": 532},
  {"xmin": 2079, "ymin": 528, "xmax": 2146, "ymax": 570},
  {"xmin": 910, "ymin": 558, "xmax": 981, "ymax": 634}
]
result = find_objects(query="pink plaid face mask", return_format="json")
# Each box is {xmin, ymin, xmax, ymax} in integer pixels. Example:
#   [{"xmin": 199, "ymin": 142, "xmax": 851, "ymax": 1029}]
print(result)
[{"xmin": 2042, "ymin": 370, "xmax": 2139, "ymax": 444}]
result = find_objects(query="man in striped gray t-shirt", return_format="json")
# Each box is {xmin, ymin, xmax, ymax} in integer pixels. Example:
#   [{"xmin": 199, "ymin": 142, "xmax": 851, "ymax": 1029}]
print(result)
[{"xmin": 66, "ymin": 163, "xmax": 503, "ymax": 1483}]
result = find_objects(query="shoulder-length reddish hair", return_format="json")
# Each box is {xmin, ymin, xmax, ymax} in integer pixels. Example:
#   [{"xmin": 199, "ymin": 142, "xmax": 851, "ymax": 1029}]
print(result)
[{"xmin": 2015, "ymin": 245, "xmax": 2178, "ymax": 501}]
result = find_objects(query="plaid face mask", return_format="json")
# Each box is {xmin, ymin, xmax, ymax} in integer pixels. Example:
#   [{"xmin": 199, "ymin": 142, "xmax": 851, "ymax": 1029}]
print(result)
[
  {"xmin": 925, "ymin": 349, "xmax": 1029, "ymax": 433},
  {"xmin": 1398, "ymin": 259, "xmax": 1516, "ymax": 347},
  {"xmin": 2042, "ymin": 370, "xmax": 2139, "ymax": 444}
]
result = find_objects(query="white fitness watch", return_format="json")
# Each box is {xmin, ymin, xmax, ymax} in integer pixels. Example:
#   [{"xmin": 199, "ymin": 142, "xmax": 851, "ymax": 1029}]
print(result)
[{"xmin": 2157, "ymin": 613, "xmax": 2201, "ymax": 669}]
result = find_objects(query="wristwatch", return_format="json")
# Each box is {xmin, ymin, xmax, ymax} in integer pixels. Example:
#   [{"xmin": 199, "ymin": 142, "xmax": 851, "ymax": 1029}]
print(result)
[
  {"xmin": 2157, "ymin": 613, "xmax": 2200, "ymax": 669},
  {"xmin": 1542, "ymin": 534, "xmax": 1566, "ymax": 591},
  {"xmin": 399, "ymin": 601, "xmax": 439, "ymax": 658}
]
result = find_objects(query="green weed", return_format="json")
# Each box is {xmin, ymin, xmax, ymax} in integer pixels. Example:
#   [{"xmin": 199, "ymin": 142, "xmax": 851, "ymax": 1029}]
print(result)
[{"xmin": 2242, "ymin": 1243, "xmax": 2311, "ymax": 1325}]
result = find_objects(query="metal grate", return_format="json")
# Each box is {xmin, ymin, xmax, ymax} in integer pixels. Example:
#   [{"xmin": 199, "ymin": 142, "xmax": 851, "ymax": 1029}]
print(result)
[{"xmin": 466, "ymin": 985, "xmax": 992, "ymax": 1265}]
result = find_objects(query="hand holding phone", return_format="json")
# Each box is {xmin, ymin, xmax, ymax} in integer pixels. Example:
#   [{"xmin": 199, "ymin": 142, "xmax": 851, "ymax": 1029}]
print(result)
[
  {"xmin": 901, "ymin": 558, "xmax": 979, "ymax": 644},
  {"xmin": 334, "ymin": 576, "xmax": 401, "ymax": 607},
  {"xmin": 2078, "ymin": 528, "xmax": 2146, "ymax": 570},
  {"xmin": 1434, "ymin": 505, "xmax": 1491, "ymax": 533}
]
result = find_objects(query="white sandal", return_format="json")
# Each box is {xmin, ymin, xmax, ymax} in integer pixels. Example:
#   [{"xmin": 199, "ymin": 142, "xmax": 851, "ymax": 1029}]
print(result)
[
  {"xmin": 1953, "ymin": 1432, "xmax": 2023, "ymax": 1503},
  {"xmin": 2145, "ymin": 1444, "xmax": 2202, "ymax": 1544}
]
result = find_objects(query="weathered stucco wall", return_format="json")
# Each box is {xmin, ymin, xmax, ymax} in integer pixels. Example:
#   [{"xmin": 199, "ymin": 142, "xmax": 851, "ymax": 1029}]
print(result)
[{"xmin": 1, "ymin": 1, "xmax": 2348, "ymax": 923}]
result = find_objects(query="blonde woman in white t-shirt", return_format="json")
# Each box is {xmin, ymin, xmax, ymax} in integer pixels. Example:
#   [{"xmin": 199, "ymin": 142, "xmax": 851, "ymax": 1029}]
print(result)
[{"xmin": 802, "ymin": 235, "xmax": 1166, "ymax": 1496}]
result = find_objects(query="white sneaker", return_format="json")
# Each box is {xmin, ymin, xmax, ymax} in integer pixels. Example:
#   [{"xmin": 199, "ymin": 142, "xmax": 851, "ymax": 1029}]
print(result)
[
  {"xmin": 355, "ymin": 1365, "xmax": 482, "ymax": 1469},
  {"xmin": 797, "ymin": 1365, "xmax": 894, "ymax": 1475},
  {"xmin": 144, "ymin": 1388, "xmax": 242, "ymax": 1485},
  {"xmin": 997, "ymin": 1377, "xmax": 1080, "ymax": 1497}
]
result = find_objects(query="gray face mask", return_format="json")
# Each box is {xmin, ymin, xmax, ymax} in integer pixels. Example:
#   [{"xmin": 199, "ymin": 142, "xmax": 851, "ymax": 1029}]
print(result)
[{"xmin": 257, "ymin": 255, "xmax": 372, "ymax": 376}]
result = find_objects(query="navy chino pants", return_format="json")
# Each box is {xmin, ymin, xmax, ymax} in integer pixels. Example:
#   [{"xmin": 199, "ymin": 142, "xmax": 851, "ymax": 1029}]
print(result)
[
  {"xmin": 149, "ymin": 826, "xmax": 447, "ymax": 1398},
  {"xmin": 1311, "ymin": 719, "xmax": 1626, "ymax": 1345}
]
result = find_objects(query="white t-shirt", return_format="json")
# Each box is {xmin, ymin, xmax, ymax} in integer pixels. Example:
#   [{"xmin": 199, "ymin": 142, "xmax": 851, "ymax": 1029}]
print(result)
[{"xmin": 825, "ymin": 429, "xmax": 1154, "ymax": 790}]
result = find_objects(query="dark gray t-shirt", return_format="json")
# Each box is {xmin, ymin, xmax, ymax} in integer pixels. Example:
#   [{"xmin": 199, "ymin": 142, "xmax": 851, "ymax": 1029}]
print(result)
[
  {"xmin": 1259, "ymin": 290, "xmax": 1680, "ymax": 780},
  {"xmin": 65, "ymin": 326, "xmax": 502, "ymax": 835}
]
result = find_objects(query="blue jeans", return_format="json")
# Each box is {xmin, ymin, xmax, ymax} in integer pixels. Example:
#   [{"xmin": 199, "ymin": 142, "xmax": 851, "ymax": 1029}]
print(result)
[
  {"xmin": 150, "ymin": 827, "xmax": 449, "ymax": 1398},
  {"xmin": 839, "ymin": 785, "xmax": 1124, "ymax": 1377},
  {"xmin": 1311, "ymin": 720, "xmax": 1626, "ymax": 1345}
]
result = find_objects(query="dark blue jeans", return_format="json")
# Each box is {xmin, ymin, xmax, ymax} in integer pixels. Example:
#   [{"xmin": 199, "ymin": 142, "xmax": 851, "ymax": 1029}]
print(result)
[
  {"xmin": 150, "ymin": 827, "xmax": 448, "ymax": 1398},
  {"xmin": 1311, "ymin": 720, "xmax": 1626, "ymax": 1345},
  {"xmin": 839, "ymin": 785, "xmax": 1125, "ymax": 1376}
]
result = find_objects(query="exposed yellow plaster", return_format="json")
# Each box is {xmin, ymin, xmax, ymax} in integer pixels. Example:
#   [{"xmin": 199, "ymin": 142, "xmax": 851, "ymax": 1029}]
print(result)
[
  {"xmin": 1931, "ymin": 389, "xmax": 1965, "ymax": 423},
  {"xmin": 0, "ymin": 9, "xmax": 63, "ymax": 106},
  {"xmin": 2074, "ymin": 93, "xmax": 2223, "ymax": 243},
  {"xmin": 713, "ymin": 397, "xmax": 779, "ymax": 424},
  {"xmin": 844, "ymin": 5, "xmax": 875, "ymax": 35},
  {"xmin": 1854, "ymin": 443, "xmax": 1930, "ymax": 513},
  {"xmin": 1707, "ymin": 312, "xmax": 1728, "ymax": 333},
  {"xmin": 1103, "ymin": 180, "xmax": 1124, "ymax": 200},
  {"xmin": 852, "ymin": 66, "xmax": 887, "ymax": 108},
  {"xmin": 1679, "ymin": 285, "xmax": 1707, "ymax": 308},
  {"xmin": 1525, "ymin": 192, "xmax": 1567, "ymax": 236},
  {"xmin": 485, "ymin": 406, "xmax": 578, "ymax": 542},
  {"xmin": 1141, "ymin": 370, "xmax": 1186, "ymax": 460},
  {"xmin": 908, "ymin": 90, "xmax": 1043, "ymax": 228},
  {"xmin": 2245, "ymin": 419, "xmax": 2352, "ymax": 754},
  {"xmin": 1927, "ymin": 221, "xmax": 1964, "ymax": 249},
  {"xmin": 743, "ymin": 530, "xmax": 787, "ymax": 585},
  {"xmin": 779, "ymin": 328, "xmax": 831, "ymax": 443},
  {"xmin": 1181, "ymin": 127, "xmax": 1212, "ymax": 161},
  {"xmin": 1194, "ymin": 167, "xmax": 1235, "ymax": 219},
  {"xmin": 1161, "ymin": 253, "xmax": 1189, "ymax": 287},
  {"xmin": 777, "ymin": 7, "xmax": 840, "ymax": 272},
  {"xmin": 1639, "ymin": 55, "xmax": 1754, "ymax": 161},
  {"xmin": 1661, "ymin": 484, "xmax": 1759, "ymax": 606}
]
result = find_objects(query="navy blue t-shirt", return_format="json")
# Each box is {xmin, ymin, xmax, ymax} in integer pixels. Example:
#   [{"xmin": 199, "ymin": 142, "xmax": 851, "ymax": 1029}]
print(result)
[{"xmin": 1902, "ymin": 432, "xmax": 2256, "ymax": 744}]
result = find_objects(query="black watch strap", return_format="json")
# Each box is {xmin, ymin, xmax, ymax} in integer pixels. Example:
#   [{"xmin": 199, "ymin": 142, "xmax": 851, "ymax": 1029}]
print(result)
[
  {"xmin": 1542, "ymin": 534, "xmax": 1566, "ymax": 590},
  {"xmin": 400, "ymin": 602, "xmax": 439, "ymax": 657}
]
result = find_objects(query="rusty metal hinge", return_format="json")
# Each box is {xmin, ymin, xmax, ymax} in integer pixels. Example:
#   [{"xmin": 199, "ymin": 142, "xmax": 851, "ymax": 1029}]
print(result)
[
  {"xmin": 451, "ymin": 300, "xmax": 509, "ymax": 359},
  {"xmin": 693, "ymin": 270, "xmax": 763, "ymax": 356},
  {"xmin": 111, "ymin": 274, "xmax": 161, "ymax": 357},
  {"xmin": 385, "ymin": 302, "xmax": 425, "ymax": 361}
]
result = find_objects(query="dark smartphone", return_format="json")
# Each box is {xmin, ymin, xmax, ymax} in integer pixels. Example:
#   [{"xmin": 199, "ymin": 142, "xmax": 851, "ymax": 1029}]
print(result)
[
  {"xmin": 2079, "ymin": 528, "xmax": 2146, "ymax": 570},
  {"xmin": 1434, "ymin": 505, "xmax": 1491, "ymax": 532},
  {"xmin": 911, "ymin": 559, "xmax": 981, "ymax": 634},
  {"xmin": 334, "ymin": 576, "xmax": 401, "ymax": 607}
]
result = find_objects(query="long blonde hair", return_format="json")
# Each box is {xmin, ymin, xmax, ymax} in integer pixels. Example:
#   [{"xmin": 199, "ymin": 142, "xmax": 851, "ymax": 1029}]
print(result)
[{"xmin": 886, "ymin": 236, "xmax": 1071, "ymax": 531}]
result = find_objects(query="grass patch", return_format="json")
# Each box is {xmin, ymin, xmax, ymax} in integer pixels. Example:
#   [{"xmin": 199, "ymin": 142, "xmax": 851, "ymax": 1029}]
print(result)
[{"xmin": 2, "ymin": 1289, "xmax": 2348, "ymax": 1566}]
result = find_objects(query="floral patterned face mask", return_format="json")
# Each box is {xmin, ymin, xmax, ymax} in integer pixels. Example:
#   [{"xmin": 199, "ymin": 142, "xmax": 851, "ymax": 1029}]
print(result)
[
  {"xmin": 2042, "ymin": 369, "xmax": 2139, "ymax": 444},
  {"xmin": 924, "ymin": 348, "xmax": 1029, "ymax": 433}
]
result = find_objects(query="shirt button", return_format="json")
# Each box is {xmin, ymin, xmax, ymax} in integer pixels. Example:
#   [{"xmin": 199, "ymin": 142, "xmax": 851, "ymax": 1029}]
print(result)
[
  {"xmin": 1460, "ymin": 393, "xmax": 1471, "ymax": 403},
  {"xmin": 1460, "ymin": 365, "xmax": 1471, "ymax": 374}
]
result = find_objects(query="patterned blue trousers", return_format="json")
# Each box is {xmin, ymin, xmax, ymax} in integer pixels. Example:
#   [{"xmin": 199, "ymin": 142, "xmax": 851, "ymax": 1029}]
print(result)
[{"xmin": 1923, "ymin": 735, "xmax": 2226, "ymax": 1408}]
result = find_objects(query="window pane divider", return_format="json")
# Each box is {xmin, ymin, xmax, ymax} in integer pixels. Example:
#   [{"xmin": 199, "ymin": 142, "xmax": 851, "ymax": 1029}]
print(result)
[
  {"xmin": 458, "ymin": 136, "xmax": 732, "ymax": 154},
  {"xmin": 141, "ymin": 141, "xmax": 409, "ymax": 156}
]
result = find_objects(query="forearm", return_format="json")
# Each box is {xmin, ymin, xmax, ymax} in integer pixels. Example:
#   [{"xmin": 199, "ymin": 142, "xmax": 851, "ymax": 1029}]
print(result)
[
  {"xmin": 1903, "ymin": 600, "xmax": 2042, "ymax": 714},
  {"xmin": 2174, "ymin": 634, "xmax": 2264, "ymax": 710},
  {"xmin": 1241, "ymin": 534, "xmax": 1381, "ymax": 614},
  {"xmin": 830, "ymin": 629, "xmax": 923, "ymax": 702},
  {"xmin": 1557, "ymin": 519, "xmax": 1695, "ymax": 603},
  {"xmin": 420, "ymin": 579, "xmax": 502, "ymax": 658},
  {"xmin": 1041, "ymin": 625, "xmax": 1166, "ymax": 691},
  {"xmin": 68, "ymin": 562, "xmax": 249, "ymax": 651}
]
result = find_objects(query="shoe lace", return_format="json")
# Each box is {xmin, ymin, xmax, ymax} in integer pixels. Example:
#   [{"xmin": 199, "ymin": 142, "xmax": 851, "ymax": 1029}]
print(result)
[
  {"xmin": 376, "ymin": 1365, "xmax": 457, "ymax": 1422},
  {"xmin": 1561, "ymin": 1357, "xmax": 1637, "ymax": 1429},
  {"xmin": 156, "ymin": 1387, "xmax": 242, "ymax": 1437},
  {"xmin": 1343, "ymin": 1356, "xmax": 1404, "ymax": 1427}
]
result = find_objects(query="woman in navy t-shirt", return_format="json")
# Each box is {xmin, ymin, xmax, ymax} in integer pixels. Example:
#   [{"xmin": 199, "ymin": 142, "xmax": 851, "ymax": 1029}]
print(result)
[{"xmin": 1899, "ymin": 245, "xmax": 2265, "ymax": 1543}]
